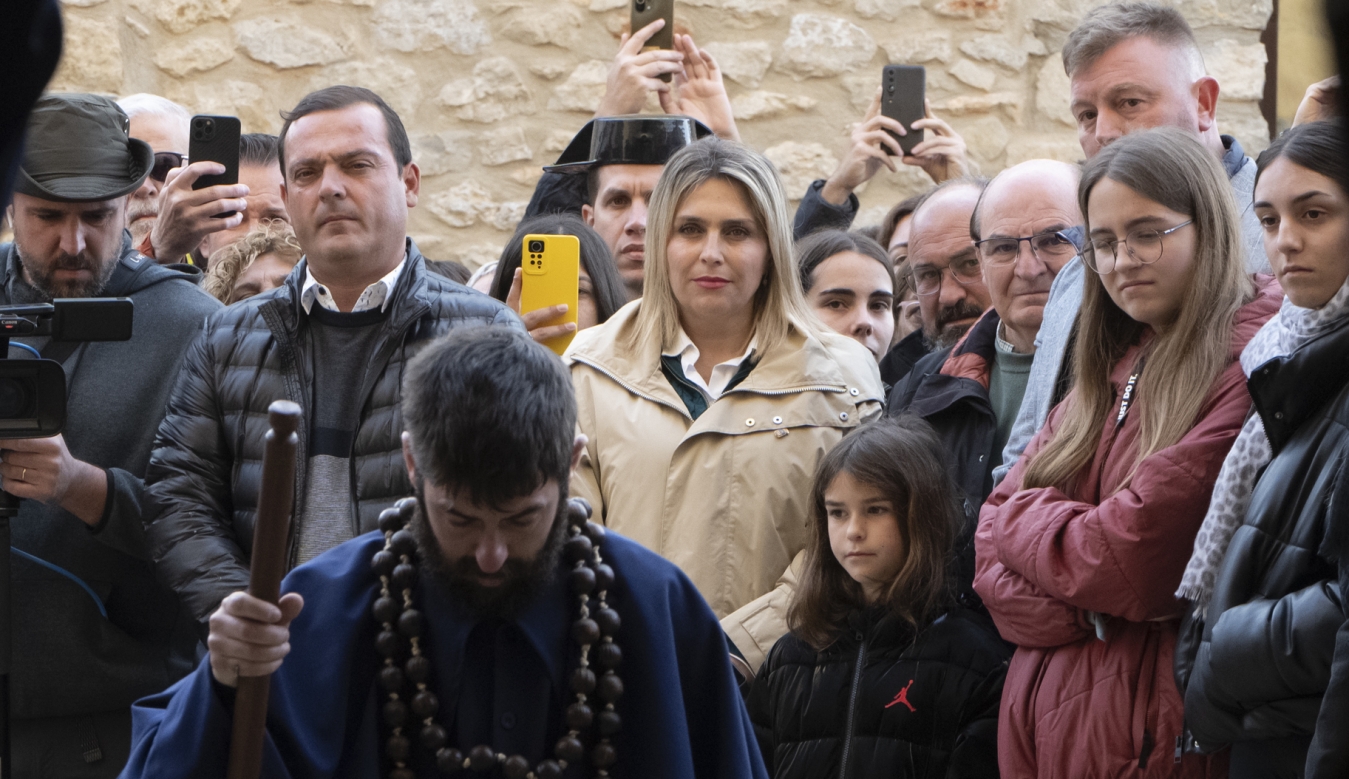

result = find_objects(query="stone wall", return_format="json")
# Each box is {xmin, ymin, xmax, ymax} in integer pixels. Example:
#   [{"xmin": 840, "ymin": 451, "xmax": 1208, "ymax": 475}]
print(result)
[{"xmin": 50, "ymin": 0, "xmax": 1273, "ymax": 267}]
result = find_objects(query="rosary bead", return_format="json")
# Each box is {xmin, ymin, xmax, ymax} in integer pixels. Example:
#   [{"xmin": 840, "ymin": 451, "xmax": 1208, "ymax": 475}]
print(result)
[
  {"xmin": 468, "ymin": 745, "xmax": 497, "ymax": 772},
  {"xmin": 592, "ymin": 742, "xmax": 617, "ymax": 769},
  {"xmin": 570, "ymin": 667, "xmax": 596, "ymax": 694},
  {"xmin": 597, "ymin": 709, "xmax": 622, "ymax": 736},
  {"xmin": 536, "ymin": 760, "xmax": 564, "ymax": 779},
  {"xmin": 376, "ymin": 630, "xmax": 402, "ymax": 659},
  {"xmin": 390, "ymin": 529, "xmax": 418, "ymax": 557},
  {"xmin": 390, "ymin": 769, "xmax": 415, "ymax": 779},
  {"xmin": 565, "ymin": 702, "xmax": 593, "ymax": 730},
  {"xmin": 378, "ymin": 507, "xmax": 403, "ymax": 534},
  {"xmin": 378, "ymin": 665, "xmax": 405, "ymax": 693},
  {"xmin": 392, "ymin": 563, "xmax": 418, "ymax": 591},
  {"xmin": 567, "ymin": 498, "xmax": 592, "ymax": 524},
  {"xmin": 555, "ymin": 735, "xmax": 585, "ymax": 763},
  {"xmin": 584, "ymin": 521, "xmax": 606, "ymax": 543},
  {"xmin": 597, "ymin": 671, "xmax": 624, "ymax": 703},
  {"xmin": 405, "ymin": 654, "xmax": 430, "ymax": 684},
  {"xmin": 436, "ymin": 748, "xmax": 465, "ymax": 774},
  {"xmin": 411, "ymin": 690, "xmax": 440, "ymax": 718},
  {"xmin": 594, "ymin": 564, "xmax": 614, "ymax": 591},
  {"xmin": 594, "ymin": 642, "xmax": 622, "ymax": 671},
  {"xmin": 386, "ymin": 734, "xmax": 411, "ymax": 762},
  {"xmin": 564, "ymin": 534, "xmax": 593, "ymax": 564},
  {"xmin": 383, "ymin": 699, "xmax": 408, "ymax": 729},
  {"xmin": 594, "ymin": 608, "xmax": 621, "ymax": 635},
  {"xmin": 571, "ymin": 618, "xmax": 600, "ymax": 645},
  {"xmin": 373, "ymin": 596, "xmax": 400, "ymax": 625},
  {"xmin": 397, "ymin": 608, "xmax": 423, "ymax": 638},
  {"xmin": 396, "ymin": 496, "xmax": 418, "ymax": 513},
  {"xmin": 372, "ymin": 550, "xmax": 397, "ymax": 577},
  {"xmin": 569, "ymin": 565, "xmax": 596, "ymax": 595},
  {"xmin": 420, "ymin": 723, "xmax": 447, "ymax": 752},
  {"xmin": 502, "ymin": 755, "xmax": 531, "ymax": 778}
]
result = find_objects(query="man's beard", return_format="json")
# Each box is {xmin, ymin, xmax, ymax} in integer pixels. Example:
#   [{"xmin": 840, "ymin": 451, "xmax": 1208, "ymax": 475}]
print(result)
[
  {"xmin": 408, "ymin": 494, "xmax": 568, "ymax": 620},
  {"xmin": 925, "ymin": 299, "xmax": 985, "ymax": 350},
  {"xmin": 126, "ymin": 200, "xmax": 157, "ymax": 244},
  {"xmin": 15, "ymin": 248, "xmax": 117, "ymax": 300}
]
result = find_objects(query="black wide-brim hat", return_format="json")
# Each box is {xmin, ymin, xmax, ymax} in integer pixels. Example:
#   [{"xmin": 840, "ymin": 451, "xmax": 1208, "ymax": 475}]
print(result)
[
  {"xmin": 15, "ymin": 93, "xmax": 153, "ymax": 203},
  {"xmin": 543, "ymin": 114, "xmax": 713, "ymax": 175}
]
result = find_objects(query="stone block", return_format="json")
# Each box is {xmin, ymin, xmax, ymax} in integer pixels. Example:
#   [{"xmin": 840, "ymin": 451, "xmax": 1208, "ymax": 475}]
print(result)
[
  {"xmin": 925, "ymin": 0, "xmax": 1002, "ymax": 19},
  {"xmin": 1205, "ymin": 39, "xmax": 1267, "ymax": 102},
  {"xmin": 543, "ymin": 129, "xmax": 575, "ymax": 154},
  {"xmin": 1173, "ymin": 0, "xmax": 1273, "ymax": 30},
  {"xmin": 843, "ymin": 72, "xmax": 882, "ymax": 112},
  {"xmin": 500, "ymin": 4, "xmax": 584, "ymax": 48},
  {"xmin": 949, "ymin": 59, "xmax": 996, "ymax": 91},
  {"xmin": 124, "ymin": 15, "xmax": 151, "ymax": 36},
  {"xmin": 152, "ymin": 33, "xmax": 235, "ymax": 78},
  {"xmin": 1219, "ymin": 100, "xmax": 1272, "ymax": 155},
  {"xmin": 1005, "ymin": 135, "xmax": 1084, "ymax": 166},
  {"xmin": 373, "ymin": 0, "xmax": 491, "ymax": 55},
  {"xmin": 938, "ymin": 91, "xmax": 1022, "ymax": 122},
  {"xmin": 429, "ymin": 180, "xmax": 494, "ymax": 228},
  {"xmin": 438, "ymin": 57, "xmax": 533, "ymax": 123},
  {"xmin": 883, "ymin": 32, "xmax": 953, "ymax": 64},
  {"xmin": 478, "ymin": 126, "xmax": 532, "ymax": 166},
  {"xmin": 412, "ymin": 131, "xmax": 475, "ymax": 177},
  {"xmin": 955, "ymin": 114, "xmax": 1008, "ymax": 161},
  {"xmin": 316, "ymin": 57, "xmax": 421, "ymax": 119},
  {"xmin": 732, "ymin": 91, "xmax": 818, "ymax": 121},
  {"xmin": 166, "ymin": 78, "xmax": 276, "ymax": 132},
  {"xmin": 703, "ymin": 41, "xmax": 774, "ymax": 88},
  {"xmin": 484, "ymin": 200, "xmax": 527, "ymax": 231},
  {"xmin": 529, "ymin": 61, "xmax": 571, "ymax": 80},
  {"xmin": 775, "ymin": 14, "xmax": 877, "ymax": 80},
  {"xmin": 764, "ymin": 141, "xmax": 838, "ymax": 200},
  {"xmin": 547, "ymin": 60, "xmax": 611, "ymax": 113},
  {"xmin": 589, "ymin": 0, "xmax": 627, "ymax": 9},
  {"xmin": 681, "ymin": 0, "xmax": 788, "ymax": 27},
  {"xmin": 235, "ymin": 18, "xmax": 347, "ymax": 69},
  {"xmin": 50, "ymin": 14, "xmax": 123, "ymax": 93},
  {"xmin": 1035, "ymin": 55, "xmax": 1074, "ymax": 127},
  {"xmin": 959, "ymin": 34, "xmax": 1047, "ymax": 71},
  {"xmin": 65, "ymin": 0, "xmax": 109, "ymax": 5},
  {"xmin": 854, "ymin": 0, "xmax": 921, "ymax": 21},
  {"xmin": 131, "ymin": 0, "xmax": 242, "ymax": 34}
]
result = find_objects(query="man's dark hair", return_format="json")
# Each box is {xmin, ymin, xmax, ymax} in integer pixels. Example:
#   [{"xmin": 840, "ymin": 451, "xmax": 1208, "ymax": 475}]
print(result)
[
  {"xmin": 401, "ymin": 327, "xmax": 576, "ymax": 508},
  {"xmin": 277, "ymin": 85, "xmax": 412, "ymax": 178},
  {"xmin": 239, "ymin": 133, "xmax": 279, "ymax": 168},
  {"xmin": 586, "ymin": 166, "xmax": 603, "ymax": 206}
]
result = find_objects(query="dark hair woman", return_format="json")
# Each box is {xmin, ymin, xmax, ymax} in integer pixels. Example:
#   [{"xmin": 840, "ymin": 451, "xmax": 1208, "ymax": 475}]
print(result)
[
  {"xmin": 1176, "ymin": 120, "xmax": 1349, "ymax": 779},
  {"xmin": 972, "ymin": 127, "xmax": 1281, "ymax": 778},
  {"xmin": 747, "ymin": 415, "xmax": 1008, "ymax": 778},
  {"xmin": 796, "ymin": 230, "xmax": 895, "ymax": 362}
]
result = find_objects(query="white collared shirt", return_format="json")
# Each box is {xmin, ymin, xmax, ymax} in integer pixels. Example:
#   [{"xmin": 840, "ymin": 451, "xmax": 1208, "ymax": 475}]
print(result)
[
  {"xmin": 300, "ymin": 254, "xmax": 407, "ymax": 315},
  {"xmin": 663, "ymin": 328, "xmax": 758, "ymax": 403}
]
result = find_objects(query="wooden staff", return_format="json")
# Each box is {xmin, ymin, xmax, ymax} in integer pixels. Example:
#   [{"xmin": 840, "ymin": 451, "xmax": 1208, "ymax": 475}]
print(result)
[{"xmin": 227, "ymin": 400, "xmax": 302, "ymax": 779}]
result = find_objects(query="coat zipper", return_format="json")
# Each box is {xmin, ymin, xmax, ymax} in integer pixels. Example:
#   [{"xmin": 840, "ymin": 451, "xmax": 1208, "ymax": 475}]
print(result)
[{"xmin": 838, "ymin": 636, "xmax": 867, "ymax": 779}]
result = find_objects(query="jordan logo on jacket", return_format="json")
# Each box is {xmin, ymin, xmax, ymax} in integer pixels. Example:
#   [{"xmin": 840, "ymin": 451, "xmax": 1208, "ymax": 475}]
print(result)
[{"xmin": 885, "ymin": 679, "xmax": 916, "ymax": 712}]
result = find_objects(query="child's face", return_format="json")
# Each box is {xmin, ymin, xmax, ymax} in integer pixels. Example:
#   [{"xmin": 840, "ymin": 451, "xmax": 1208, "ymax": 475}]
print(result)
[{"xmin": 825, "ymin": 471, "xmax": 906, "ymax": 605}]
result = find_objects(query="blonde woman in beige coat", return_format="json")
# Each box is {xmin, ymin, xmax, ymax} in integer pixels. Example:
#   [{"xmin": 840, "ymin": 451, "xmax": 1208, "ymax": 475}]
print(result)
[{"xmin": 565, "ymin": 139, "xmax": 885, "ymax": 634}]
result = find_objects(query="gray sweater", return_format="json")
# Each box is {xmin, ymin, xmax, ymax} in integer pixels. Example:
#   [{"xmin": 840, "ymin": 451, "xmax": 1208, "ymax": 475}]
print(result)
[{"xmin": 3, "ymin": 234, "xmax": 221, "ymax": 720}]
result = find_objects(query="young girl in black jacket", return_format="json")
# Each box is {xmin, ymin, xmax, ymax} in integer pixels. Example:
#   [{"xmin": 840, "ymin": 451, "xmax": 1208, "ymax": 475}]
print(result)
[{"xmin": 746, "ymin": 416, "xmax": 1009, "ymax": 779}]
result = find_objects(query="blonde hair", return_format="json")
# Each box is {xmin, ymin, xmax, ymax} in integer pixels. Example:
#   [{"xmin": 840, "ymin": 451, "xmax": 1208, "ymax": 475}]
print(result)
[
  {"xmin": 1022, "ymin": 127, "xmax": 1253, "ymax": 493},
  {"xmin": 634, "ymin": 138, "xmax": 822, "ymax": 354},
  {"xmin": 203, "ymin": 220, "xmax": 302, "ymax": 304}
]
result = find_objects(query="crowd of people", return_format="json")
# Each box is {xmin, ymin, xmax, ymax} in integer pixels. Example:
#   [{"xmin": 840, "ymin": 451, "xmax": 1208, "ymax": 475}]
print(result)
[{"xmin": 5, "ymin": 1, "xmax": 1349, "ymax": 777}]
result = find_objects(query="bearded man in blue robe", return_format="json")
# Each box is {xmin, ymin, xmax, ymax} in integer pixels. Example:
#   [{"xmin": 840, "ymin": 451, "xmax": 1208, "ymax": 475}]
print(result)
[{"xmin": 122, "ymin": 326, "xmax": 767, "ymax": 779}]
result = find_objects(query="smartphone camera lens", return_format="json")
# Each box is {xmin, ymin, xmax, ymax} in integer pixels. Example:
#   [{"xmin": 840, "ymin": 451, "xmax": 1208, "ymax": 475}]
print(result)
[
  {"xmin": 528, "ymin": 240, "xmax": 545, "ymax": 253},
  {"xmin": 635, "ymin": 0, "xmax": 648, "ymax": 10}
]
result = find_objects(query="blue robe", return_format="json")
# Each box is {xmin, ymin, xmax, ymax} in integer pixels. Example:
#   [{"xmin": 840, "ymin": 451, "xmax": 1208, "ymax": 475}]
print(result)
[{"xmin": 121, "ymin": 530, "xmax": 767, "ymax": 778}]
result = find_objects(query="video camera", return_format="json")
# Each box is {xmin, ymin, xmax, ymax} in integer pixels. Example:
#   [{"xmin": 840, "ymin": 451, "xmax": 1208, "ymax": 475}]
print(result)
[{"xmin": 0, "ymin": 298, "xmax": 133, "ymax": 438}]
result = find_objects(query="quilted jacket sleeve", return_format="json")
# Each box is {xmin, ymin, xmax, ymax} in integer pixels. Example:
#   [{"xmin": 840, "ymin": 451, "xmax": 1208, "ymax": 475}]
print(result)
[
  {"xmin": 946, "ymin": 656, "xmax": 1006, "ymax": 779},
  {"xmin": 987, "ymin": 364, "xmax": 1252, "ymax": 624},
  {"xmin": 1306, "ymin": 561, "xmax": 1349, "ymax": 778},
  {"xmin": 144, "ymin": 320, "xmax": 250, "ymax": 628}
]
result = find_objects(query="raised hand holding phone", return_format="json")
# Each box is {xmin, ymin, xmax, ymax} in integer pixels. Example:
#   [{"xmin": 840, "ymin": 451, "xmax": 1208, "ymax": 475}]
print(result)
[{"xmin": 507, "ymin": 235, "xmax": 581, "ymax": 355}]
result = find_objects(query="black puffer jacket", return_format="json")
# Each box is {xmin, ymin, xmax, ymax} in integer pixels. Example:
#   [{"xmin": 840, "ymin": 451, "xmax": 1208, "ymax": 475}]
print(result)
[
  {"xmin": 746, "ymin": 607, "xmax": 1008, "ymax": 779},
  {"xmin": 145, "ymin": 241, "xmax": 521, "ymax": 626},
  {"xmin": 1179, "ymin": 314, "xmax": 1349, "ymax": 767}
]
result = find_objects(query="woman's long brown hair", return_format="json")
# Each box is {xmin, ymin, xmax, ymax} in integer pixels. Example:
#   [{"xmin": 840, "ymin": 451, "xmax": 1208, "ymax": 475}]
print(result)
[
  {"xmin": 1021, "ymin": 127, "xmax": 1253, "ymax": 493},
  {"xmin": 787, "ymin": 416, "xmax": 962, "ymax": 651}
]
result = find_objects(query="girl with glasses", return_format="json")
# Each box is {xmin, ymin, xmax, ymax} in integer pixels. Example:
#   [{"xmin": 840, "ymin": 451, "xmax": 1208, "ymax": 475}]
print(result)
[{"xmin": 973, "ymin": 127, "xmax": 1281, "ymax": 779}]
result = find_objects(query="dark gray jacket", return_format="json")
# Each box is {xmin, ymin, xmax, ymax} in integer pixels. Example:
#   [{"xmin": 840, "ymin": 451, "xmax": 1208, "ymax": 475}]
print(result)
[
  {"xmin": 145, "ymin": 241, "xmax": 521, "ymax": 628},
  {"xmin": 4, "ymin": 234, "xmax": 221, "ymax": 720}
]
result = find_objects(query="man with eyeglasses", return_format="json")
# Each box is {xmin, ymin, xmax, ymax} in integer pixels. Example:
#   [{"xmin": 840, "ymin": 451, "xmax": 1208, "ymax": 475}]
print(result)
[
  {"xmin": 118, "ymin": 94, "xmax": 192, "ymax": 249},
  {"xmin": 888, "ymin": 160, "xmax": 1082, "ymax": 609},
  {"xmin": 903, "ymin": 177, "xmax": 991, "ymax": 354}
]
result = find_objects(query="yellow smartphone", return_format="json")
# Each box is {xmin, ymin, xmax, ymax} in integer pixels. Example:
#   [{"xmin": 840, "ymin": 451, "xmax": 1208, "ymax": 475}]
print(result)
[{"xmin": 520, "ymin": 234, "xmax": 580, "ymax": 356}]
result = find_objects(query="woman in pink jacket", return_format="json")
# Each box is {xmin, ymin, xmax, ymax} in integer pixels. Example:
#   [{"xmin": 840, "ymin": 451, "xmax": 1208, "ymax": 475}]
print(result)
[{"xmin": 973, "ymin": 127, "xmax": 1281, "ymax": 778}]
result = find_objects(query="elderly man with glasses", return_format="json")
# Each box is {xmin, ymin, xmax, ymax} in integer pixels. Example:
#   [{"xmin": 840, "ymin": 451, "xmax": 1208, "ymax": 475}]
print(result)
[{"xmin": 887, "ymin": 160, "xmax": 1083, "ymax": 612}]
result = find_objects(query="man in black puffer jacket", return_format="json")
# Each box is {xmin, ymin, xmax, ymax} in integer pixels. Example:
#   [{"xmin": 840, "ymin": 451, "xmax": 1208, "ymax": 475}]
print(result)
[{"xmin": 145, "ymin": 86, "xmax": 520, "ymax": 630}]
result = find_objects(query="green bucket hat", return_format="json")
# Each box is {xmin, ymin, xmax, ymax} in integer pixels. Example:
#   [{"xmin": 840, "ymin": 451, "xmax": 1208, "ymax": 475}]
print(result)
[{"xmin": 15, "ymin": 93, "xmax": 154, "ymax": 202}]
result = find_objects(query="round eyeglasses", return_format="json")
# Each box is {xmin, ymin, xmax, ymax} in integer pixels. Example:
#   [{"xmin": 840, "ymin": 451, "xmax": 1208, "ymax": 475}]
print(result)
[
  {"xmin": 974, "ymin": 231, "xmax": 1079, "ymax": 266},
  {"xmin": 1082, "ymin": 220, "xmax": 1193, "ymax": 275},
  {"xmin": 910, "ymin": 254, "xmax": 983, "ymax": 296},
  {"xmin": 149, "ymin": 151, "xmax": 187, "ymax": 183}
]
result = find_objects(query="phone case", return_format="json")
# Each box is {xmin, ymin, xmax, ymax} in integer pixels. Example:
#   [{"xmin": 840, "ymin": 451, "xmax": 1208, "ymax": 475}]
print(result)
[
  {"xmin": 632, "ymin": 0, "xmax": 674, "ymax": 81},
  {"xmin": 520, "ymin": 234, "xmax": 581, "ymax": 356},
  {"xmin": 881, "ymin": 65, "xmax": 926, "ymax": 156},
  {"xmin": 188, "ymin": 115, "xmax": 241, "ymax": 191}
]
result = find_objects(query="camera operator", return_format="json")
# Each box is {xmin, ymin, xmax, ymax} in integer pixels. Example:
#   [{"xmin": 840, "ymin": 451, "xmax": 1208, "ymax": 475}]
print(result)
[{"xmin": 2, "ymin": 93, "xmax": 221, "ymax": 777}]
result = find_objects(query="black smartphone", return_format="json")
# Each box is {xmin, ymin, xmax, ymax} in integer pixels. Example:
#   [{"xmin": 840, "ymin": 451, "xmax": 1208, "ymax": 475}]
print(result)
[
  {"xmin": 188, "ymin": 114, "xmax": 241, "ymax": 218},
  {"xmin": 882, "ymin": 65, "xmax": 926, "ymax": 157},
  {"xmin": 632, "ymin": 0, "xmax": 674, "ymax": 82}
]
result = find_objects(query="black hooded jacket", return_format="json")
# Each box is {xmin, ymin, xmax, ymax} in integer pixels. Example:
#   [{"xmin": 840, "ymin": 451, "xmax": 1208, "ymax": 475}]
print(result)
[{"xmin": 144, "ymin": 241, "xmax": 521, "ymax": 628}]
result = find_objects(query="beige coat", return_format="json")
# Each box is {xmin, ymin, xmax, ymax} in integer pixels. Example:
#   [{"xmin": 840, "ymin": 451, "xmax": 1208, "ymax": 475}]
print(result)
[{"xmin": 566, "ymin": 301, "xmax": 884, "ymax": 619}]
